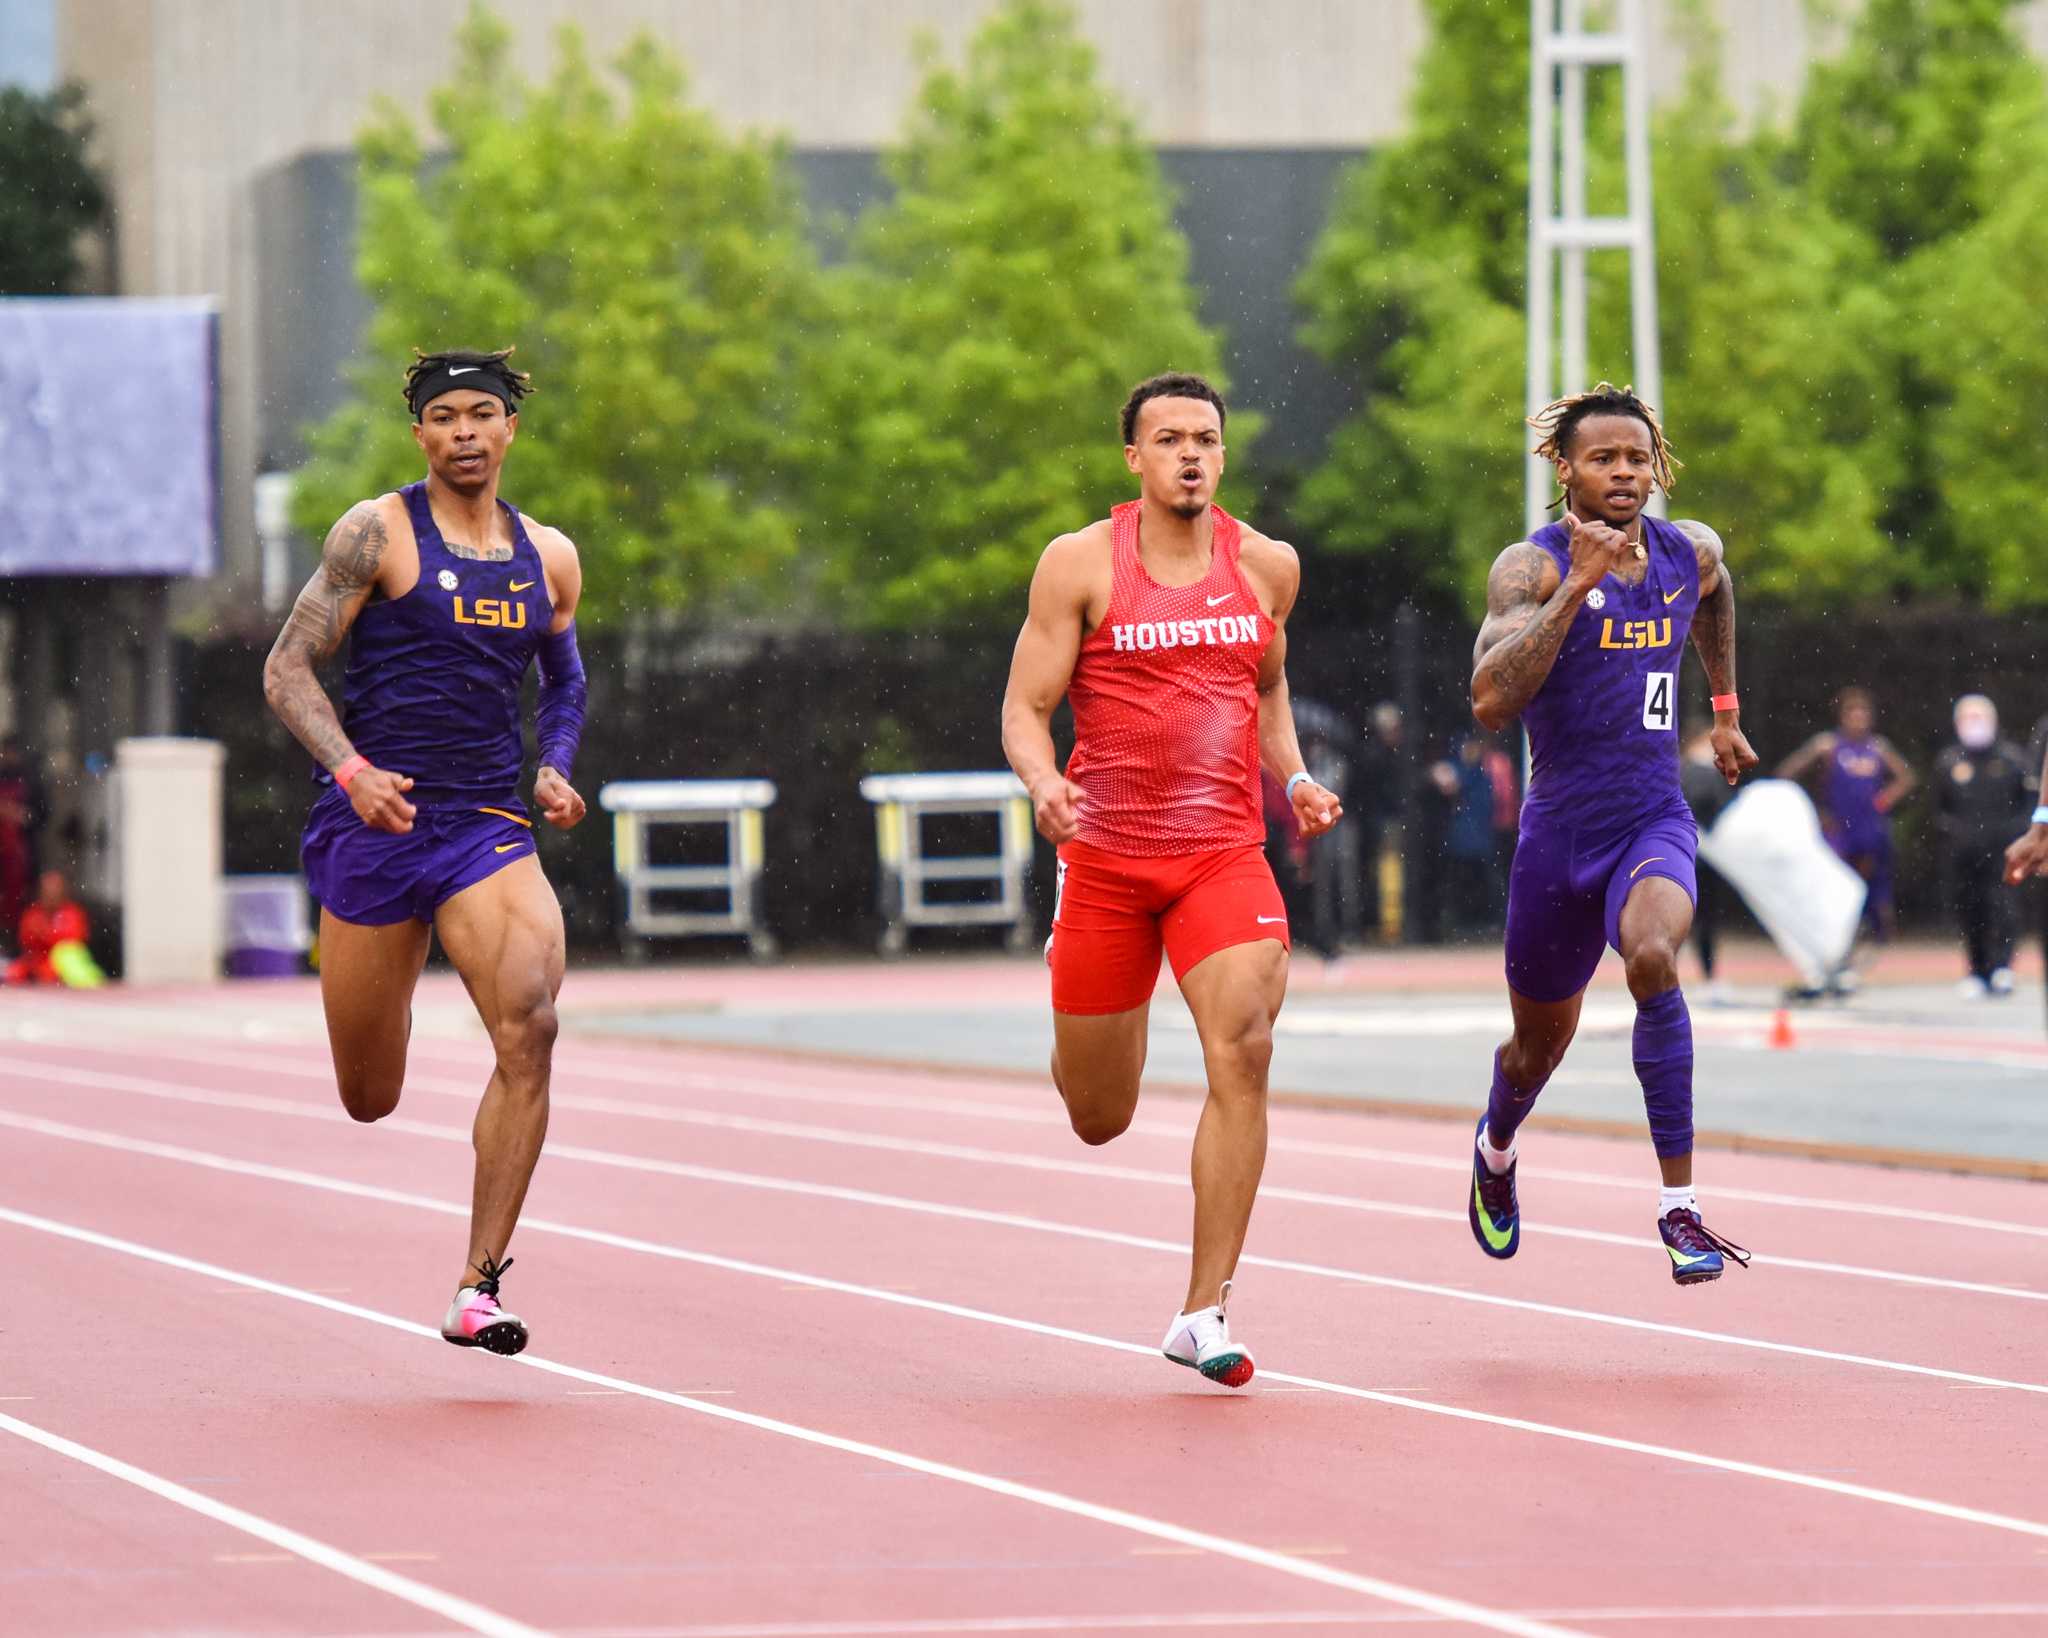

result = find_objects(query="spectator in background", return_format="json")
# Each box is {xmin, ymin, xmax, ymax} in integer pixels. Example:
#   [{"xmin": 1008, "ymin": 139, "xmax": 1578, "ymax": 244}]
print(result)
[
  {"xmin": 0, "ymin": 736, "xmax": 48, "ymax": 955},
  {"xmin": 1480, "ymin": 733, "xmax": 1520, "ymax": 912},
  {"xmin": 1935, "ymin": 694, "xmax": 2029, "ymax": 997},
  {"xmin": 8, "ymin": 869, "xmax": 103, "ymax": 987},
  {"xmin": 1434, "ymin": 736, "xmax": 1499, "ymax": 936},
  {"xmin": 1355, "ymin": 702, "xmax": 1409, "ymax": 942},
  {"xmin": 1776, "ymin": 688, "xmax": 1915, "ymax": 975},
  {"xmin": 1682, "ymin": 721, "xmax": 1737, "ymax": 1003}
]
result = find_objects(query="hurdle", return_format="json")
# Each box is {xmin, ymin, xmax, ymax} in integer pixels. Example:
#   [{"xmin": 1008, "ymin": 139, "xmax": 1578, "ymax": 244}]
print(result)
[
  {"xmin": 597, "ymin": 779, "xmax": 779, "ymax": 960},
  {"xmin": 857, "ymin": 771, "xmax": 1035, "ymax": 956}
]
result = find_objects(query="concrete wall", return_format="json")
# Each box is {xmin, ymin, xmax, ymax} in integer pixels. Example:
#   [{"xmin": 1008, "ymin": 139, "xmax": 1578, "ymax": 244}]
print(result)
[{"xmin": 55, "ymin": 0, "xmax": 2048, "ymax": 602}]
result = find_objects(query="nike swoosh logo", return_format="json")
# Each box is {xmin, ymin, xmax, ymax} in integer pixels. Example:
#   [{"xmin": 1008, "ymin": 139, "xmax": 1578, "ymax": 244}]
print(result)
[
  {"xmin": 493, "ymin": 843, "xmax": 523, "ymax": 854},
  {"xmin": 448, "ymin": 365, "xmax": 480, "ymax": 376},
  {"xmin": 1205, "ymin": 594, "xmax": 1234, "ymax": 607},
  {"xmin": 509, "ymin": 579, "xmax": 535, "ymax": 593},
  {"xmin": 1473, "ymin": 1177, "xmax": 1514, "ymax": 1251},
  {"xmin": 1256, "ymin": 915, "xmax": 1286, "ymax": 925},
  {"xmin": 1628, "ymin": 856, "xmax": 1667, "ymax": 879},
  {"xmin": 1664, "ymin": 587, "xmax": 1684, "ymax": 605},
  {"xmin": 1667, "ymin": 1245, "xmax": 1714, "ymax": 1267}
]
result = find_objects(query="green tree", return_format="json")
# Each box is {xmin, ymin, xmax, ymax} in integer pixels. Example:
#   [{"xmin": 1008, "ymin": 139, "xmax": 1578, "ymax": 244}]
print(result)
[
  {"xmin": 1636, "ymin": 24, "xmax": 1909, "ymax": 604},
  {"xmin": 1293, "ymin": 0, "xmax": 1530, "ymax": 605},
  {"xmin": 1789, "ymin": 0, "xmax": 2039, "ymax": 262},
  {"xmin": 292, "ymin": 8, "xmax": 824, "ymax": 622},
  {"xmin": 1909, "ymin": 93, "xmax": 2048, "ymax": 607},
  {"xmin": 0, "ymin": 82, "xmax": 108, "ymax": 294},
  {"xmin": 814, "ymin": 0, "xmax": 1234, "ymax": 627},
  {"xmin": 1775, "ymin": 0, "xmax": 2046, "ymax": 601},
  {"xmin": 1296, "ymin": 0, "xmax": 1944, "ymax": 611}
]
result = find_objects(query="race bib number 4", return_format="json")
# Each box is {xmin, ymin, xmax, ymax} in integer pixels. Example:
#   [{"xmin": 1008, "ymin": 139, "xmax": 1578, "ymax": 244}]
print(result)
[{"xmin": 1643, "ymin": 671, "xmax": 1674, "ymax": 732}]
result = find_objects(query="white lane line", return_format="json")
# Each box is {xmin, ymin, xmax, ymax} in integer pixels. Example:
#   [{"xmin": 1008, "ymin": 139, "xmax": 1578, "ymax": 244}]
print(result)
[
  {"xmin": 6, "ymin": 1118, "xmax": 2048, "ymax": 1544},
  {"xmin": 460, "ymin": 1600, "xmax": 2048, "ymax": 1635},
  {"xmin": 74, "ymin": 1036, "xmax": 2048, "ymax": 1242},
  {"xmin": 0, "ymin": 1408, "xmax": 541, "ymax": 1637},
  {"xmin": 0, "ymin": 1093, "xmax": 2039, "ymax": 1398},
  {"xmin": 7, "ymin": 1053, "xmax": 2035, "ymax": 1304},
  {"xmin": 0, "ymin": 1206, "xmax": 1586, "ymax": 1638}
]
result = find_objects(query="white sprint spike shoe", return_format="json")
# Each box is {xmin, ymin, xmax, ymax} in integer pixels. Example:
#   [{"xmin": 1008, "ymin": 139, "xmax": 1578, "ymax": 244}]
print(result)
[{"xmin": 1161, "ymin": 1279, "xmax": 1255, "ymax": 1388}]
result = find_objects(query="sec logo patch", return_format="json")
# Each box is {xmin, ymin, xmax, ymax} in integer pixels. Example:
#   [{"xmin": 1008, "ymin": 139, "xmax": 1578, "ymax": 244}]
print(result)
[
  {"xmin": 1586, "ymin": 587, "xmax": 1606, "ymax": 610},
  {"xmin": 438, "ymin": 569, "xmax": 459, "ymax": 592}
]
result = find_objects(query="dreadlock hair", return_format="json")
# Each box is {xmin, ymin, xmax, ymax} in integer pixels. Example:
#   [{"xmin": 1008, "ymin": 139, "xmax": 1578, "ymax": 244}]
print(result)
[
  {"xmin": 1527, "ymin": 381, "xmax": 1680, "ymax": 504},
  {"xmin": 402, "ymin": 347, "xmax": 534, "ymax": 419}
]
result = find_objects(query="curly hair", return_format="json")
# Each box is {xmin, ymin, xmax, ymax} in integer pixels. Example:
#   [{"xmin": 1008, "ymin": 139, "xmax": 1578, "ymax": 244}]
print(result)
[
  {"xmin": 1528, "ymin": 381, "xmax": 1680, "ymax": 501},
  {"xmin": 403, "ymin": 346, "xmax": 534, "ymax": 419},
  {"xmin": 1120, "ymin": 372, "xmax": 1226, "ymax": 446}
]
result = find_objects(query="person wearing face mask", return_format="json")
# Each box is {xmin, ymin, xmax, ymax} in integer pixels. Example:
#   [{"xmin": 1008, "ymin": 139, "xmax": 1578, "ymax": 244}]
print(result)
[{"xmin": 1934, "ymin": 695, "xmax": 2028, "ymax": 997}]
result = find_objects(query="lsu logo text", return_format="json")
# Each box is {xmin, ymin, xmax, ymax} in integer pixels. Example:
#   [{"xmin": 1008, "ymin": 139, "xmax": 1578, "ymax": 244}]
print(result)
[
  {"xmin": 1111, "ymin": 615, "xmax": 1261, "ymax": 652},
  {"xmin": 1599, "ymin": 617, "xmax": 1672, "ymax": 651},
  {"xmin": 453, "ymin": 596, "xmax": 528, "ymax": 630}
]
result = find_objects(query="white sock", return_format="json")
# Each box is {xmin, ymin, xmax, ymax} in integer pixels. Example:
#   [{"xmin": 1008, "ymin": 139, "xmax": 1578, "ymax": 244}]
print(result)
[
  {"xmin": 1660, "ymin": 1185, "xmax": 1698, "ymax": 1219},
  {"xmin": 1477, "ymin": 1129, "xmax": 1516, "ymax": 1176}
]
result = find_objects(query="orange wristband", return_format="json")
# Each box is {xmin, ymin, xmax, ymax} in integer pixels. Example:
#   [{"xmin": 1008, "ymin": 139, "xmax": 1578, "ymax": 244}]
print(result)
[
  {"xmin": 1711, "ymin": 693, "xmax": 1739, "ymax": 713},
  {"xmin": 333, "ymin": 755, "xmax": 370, "ymax": 790}
]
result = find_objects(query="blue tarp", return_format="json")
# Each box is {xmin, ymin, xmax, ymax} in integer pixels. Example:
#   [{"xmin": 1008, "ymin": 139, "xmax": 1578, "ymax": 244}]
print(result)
[{"xmin": 0, "ymin": 298, "xmax": 219, "ymax": 576}]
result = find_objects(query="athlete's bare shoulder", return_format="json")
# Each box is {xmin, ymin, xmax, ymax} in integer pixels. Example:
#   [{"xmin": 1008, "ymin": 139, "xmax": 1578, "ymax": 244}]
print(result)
[
  {"xmin": 516, "ymin": 515, "xmax": 584, "ymax": 623},
  {"xmin": 323, "ymin": 493, "xmax": 410, "ymax": 594},
  {"xmin": 1484, "ymin": 540, "xmax": 1562, "ymax": 614},
  {"xmin": 1036, "ymin": 519, "xmax": 1112, "ymax": 590},
  {"xmin": 1671, "ymin": 518, "xmax": 1725, "ymax": 596},
  {"xmin": 1233, "ymin": 520, "xmax": 1301, "ymax": 620}
]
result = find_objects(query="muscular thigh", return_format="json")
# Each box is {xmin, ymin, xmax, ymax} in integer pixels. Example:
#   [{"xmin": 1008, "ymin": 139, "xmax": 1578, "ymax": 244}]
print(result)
[
  {"xmin": 1178, "ymin": 936, "xmax": 1288, "ymax": 1051},
  {"xmin": 1503, "ymin": 821, "xmax": 1605, "ymax": 1004},
  {"xmin": 434, "ymin": 854, "xmax": 565, "ymax": 1034},
  {"xmin": 318, "ymin": 910, "xmax": 432, "ymax": 1072}
]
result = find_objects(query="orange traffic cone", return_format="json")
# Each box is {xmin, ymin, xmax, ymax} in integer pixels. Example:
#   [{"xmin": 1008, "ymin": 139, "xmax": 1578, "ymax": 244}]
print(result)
[{"xmin": 1768, "ymin": 1007, "xmax": 1796, "ymax": 1050}]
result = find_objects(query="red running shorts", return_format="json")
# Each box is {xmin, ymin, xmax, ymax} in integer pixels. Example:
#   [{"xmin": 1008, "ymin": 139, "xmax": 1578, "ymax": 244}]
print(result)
[{"xmin": 1048, "ymin": 839, "xmax": 1289, "ymax": 1016}]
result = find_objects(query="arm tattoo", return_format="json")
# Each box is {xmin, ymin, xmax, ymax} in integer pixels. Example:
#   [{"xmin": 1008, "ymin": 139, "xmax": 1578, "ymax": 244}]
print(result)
[
  {"xmin": 1472, "ymin": 544, "xmax": 1579, "ymax": 725},
  {"xmin": 1690, "ymin": 552, "xmax": 1737, "ymax": 698},
  {"xmin": 262, "ymin": 503, "xmax": 387, "ymax": 771}
]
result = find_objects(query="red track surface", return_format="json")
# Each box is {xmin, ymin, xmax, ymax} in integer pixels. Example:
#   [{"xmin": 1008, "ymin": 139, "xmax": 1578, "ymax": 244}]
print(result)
[{"xmin": 4, "ymin": 978, "xmax": 2047, "ymax": 1637}]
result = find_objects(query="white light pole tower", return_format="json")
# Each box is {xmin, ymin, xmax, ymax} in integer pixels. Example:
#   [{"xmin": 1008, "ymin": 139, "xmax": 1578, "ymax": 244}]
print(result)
[{"xmin": 1524, "ymin": 0, "xmax": 1662, "ymax": 540}]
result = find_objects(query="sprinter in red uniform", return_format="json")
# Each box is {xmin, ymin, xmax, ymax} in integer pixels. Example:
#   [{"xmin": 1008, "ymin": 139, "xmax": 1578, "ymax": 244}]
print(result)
[{"xmin": 1001, "ymin": 373, "xmax": 1341, "ymax": 1388}]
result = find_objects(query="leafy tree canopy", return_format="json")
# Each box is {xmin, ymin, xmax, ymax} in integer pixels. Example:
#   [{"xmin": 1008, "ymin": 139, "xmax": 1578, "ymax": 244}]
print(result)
[
  {"xmin": 291, "ymin": 7, "xmax": 825, "ymax": 623},
  {"xmin": 813, "ymin": 0, "xmax": 1237, "ymax": 627}
]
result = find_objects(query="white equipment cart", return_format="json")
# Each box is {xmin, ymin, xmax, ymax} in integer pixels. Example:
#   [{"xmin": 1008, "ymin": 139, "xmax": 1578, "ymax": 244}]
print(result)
[
  {"xmin": 597, "ymin": 779, "xmax": 778, "ymax": 960},
  {"xmin": 858, "ymin": 771, "xmax": 1035, "ymax": 956}
]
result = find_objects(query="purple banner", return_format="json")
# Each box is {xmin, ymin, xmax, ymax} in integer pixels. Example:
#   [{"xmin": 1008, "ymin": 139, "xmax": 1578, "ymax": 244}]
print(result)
[{"xmin": 0, "ymin": 299, "xmax": 219, "ymax": 576}]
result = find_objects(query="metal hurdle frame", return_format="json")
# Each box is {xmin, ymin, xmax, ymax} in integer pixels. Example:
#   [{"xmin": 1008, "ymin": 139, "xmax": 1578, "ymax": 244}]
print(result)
[
  {"xmin": 857, "ymin": 771, "xmax": 1035, "ymax": 956},
  {"xmin": 597, "ymin": 779, "xmax": 779, "ymax": 960}
]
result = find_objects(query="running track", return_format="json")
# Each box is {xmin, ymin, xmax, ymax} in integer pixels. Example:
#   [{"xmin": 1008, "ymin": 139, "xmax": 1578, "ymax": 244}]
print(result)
[{"xmin": 5, "ymin": 979, "xmax": 2047, "ymax": 1636}]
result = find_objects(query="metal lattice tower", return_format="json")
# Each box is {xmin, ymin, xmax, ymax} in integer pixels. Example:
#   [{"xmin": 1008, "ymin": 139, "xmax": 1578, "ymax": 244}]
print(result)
[{"xmin": 1524, "ymin": 0, "xmax": 1662, "ymax": 539}]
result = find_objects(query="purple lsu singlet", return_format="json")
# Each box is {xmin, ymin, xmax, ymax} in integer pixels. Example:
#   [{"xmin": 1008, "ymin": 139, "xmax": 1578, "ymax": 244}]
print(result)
[
  {"xmin": 1825, "ymin": 735, "xmax": 1889, "ymax": 849},
  {"xmin": 326, "ymin": 481, "xmax": 554, "ymax": 807},
  {"xmin": 1519, "ymin": 514, "xmax": 1699, "ymax": 834}
]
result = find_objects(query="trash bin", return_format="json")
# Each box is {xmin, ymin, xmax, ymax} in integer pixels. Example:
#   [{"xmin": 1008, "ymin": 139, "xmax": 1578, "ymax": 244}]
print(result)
[{"xmin": 221, "ymin": 875, "xmax": 312, "ymax": 978}]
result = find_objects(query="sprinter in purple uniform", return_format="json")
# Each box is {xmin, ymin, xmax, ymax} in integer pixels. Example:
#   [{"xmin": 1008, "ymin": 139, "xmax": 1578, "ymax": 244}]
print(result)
[
  {"xmin": 1777, "ymin": 688, "xmax": 1915, "ymax": 962},
  {"xmin": 1465, "ymin": 384, "xmax": 1758, "ymax": 1285},
  {"xmin": 264, "ymin": 348, "xmax": 587, "ymax": 1355}
]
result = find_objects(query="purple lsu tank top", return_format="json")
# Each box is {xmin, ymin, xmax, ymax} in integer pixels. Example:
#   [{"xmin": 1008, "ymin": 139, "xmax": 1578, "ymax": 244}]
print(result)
[
  {"xmin": 326, "ymin": 481, "xmax": 553, "ymax": 807},
  {"xmin": 1518, "ymin": 513, "xmax": 1698, "ymax": 834},
  {"xmin": 1825, "ymin": 735, "xmax": 1889, "ymax": 844}
]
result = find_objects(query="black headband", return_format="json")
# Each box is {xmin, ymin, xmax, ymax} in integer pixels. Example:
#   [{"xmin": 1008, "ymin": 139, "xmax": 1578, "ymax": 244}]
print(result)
[{"xmin": 410, "ymin": 364, "xmax": 517, "ymax": 419}]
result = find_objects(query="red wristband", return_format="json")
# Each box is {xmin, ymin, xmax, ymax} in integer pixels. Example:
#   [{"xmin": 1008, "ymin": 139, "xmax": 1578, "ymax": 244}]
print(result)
[
  {"xmin": 1711, "ymin": 693, "xmax": 1739, "ymax": 714},
  {"xmin": 333, "ymin": 755, "xmax": 370, "ymax": 790}
]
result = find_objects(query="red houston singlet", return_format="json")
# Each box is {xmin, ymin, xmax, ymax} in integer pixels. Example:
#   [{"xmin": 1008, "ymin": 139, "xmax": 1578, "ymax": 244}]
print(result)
[{"xmin": 1064, "ymin": 500, "xmax": 1273, "ymax": 857}]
